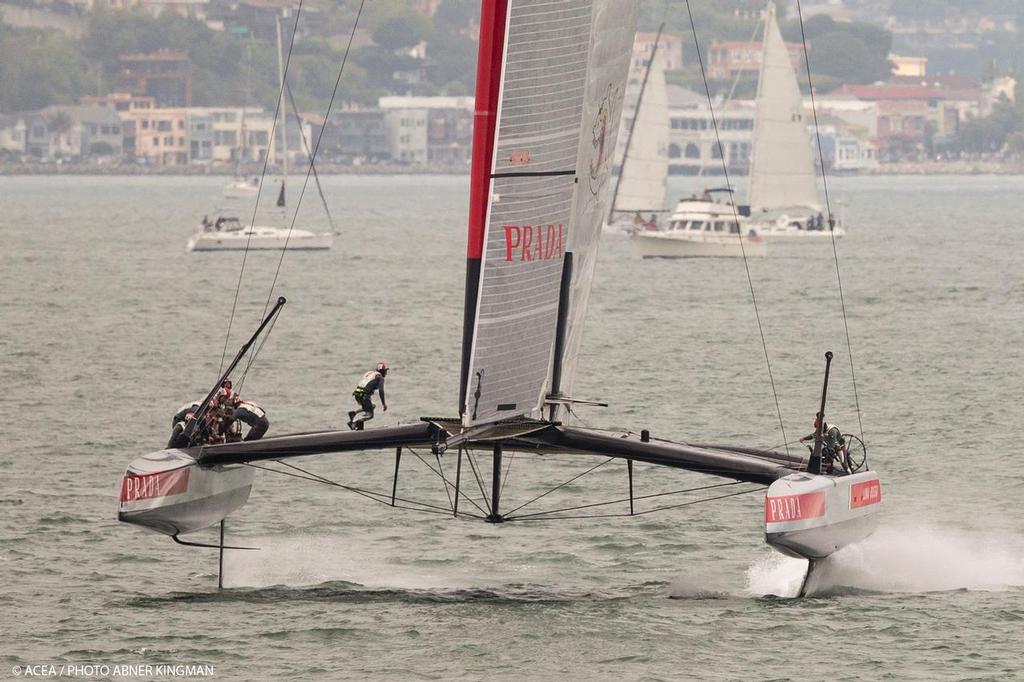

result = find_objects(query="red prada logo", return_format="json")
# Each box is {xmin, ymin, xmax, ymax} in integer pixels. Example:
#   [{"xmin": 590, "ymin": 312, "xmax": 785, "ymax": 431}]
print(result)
[{"xmin": 503, "ymin": 224, "xmax": 564, "ymax": 262}]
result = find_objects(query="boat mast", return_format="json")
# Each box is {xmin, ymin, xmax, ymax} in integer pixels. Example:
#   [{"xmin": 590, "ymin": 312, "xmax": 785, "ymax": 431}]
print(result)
[
  {"xmin": 459, "ymin": 0, "xmax": 508, "ymax": 417},
  {"xmin": 275, "ymin": 12, "xmax": 289, "ymax": 207},
  {"xmin": 808, "ymin": 351, "xmax": 833, "ymax": 475},
  {"xmin": 606, "ymin": 23, "xmax": 663, "ymax": 224},
  {"xmin": 238, "ymin": 39, "xmax": 252, "ymax": 173}
]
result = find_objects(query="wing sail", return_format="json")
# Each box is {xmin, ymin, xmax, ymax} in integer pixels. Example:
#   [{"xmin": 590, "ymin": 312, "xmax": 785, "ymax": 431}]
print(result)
[{"xmin": 461, "ymin": 0, "xmax": 639, "ymax": 426}]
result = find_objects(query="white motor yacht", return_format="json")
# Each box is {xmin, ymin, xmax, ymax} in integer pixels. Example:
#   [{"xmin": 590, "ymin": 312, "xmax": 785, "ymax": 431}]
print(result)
[{"xmin": 632, "ymin": 191, "xmax": 766, "ymax": 258}]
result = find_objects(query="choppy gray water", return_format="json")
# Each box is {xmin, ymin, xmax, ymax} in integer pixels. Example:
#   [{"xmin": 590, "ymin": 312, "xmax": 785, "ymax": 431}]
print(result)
[{"xmin": 2, "ymin": 174, "xmax": 1023, "ymax": 680}]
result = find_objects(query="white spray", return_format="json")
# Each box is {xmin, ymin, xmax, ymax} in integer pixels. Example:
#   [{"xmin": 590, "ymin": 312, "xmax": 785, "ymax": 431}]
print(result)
[{"xmin": 747, "ymin": 517, "xmax": 1024, "ymax": 597}]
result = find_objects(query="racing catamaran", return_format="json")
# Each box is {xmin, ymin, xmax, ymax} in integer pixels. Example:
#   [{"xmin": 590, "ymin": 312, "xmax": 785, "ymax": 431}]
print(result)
[{"xmin": 119, "ymin": 0, "xmax": 880, "ymax": 596}]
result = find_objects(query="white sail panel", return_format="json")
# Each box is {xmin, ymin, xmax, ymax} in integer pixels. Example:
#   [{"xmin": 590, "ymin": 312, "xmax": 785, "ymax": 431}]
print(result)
[
  {"xmin": 613, "ymin": 49, "xmax": 669, "ymax": 213},
  {"xmin": 463, "ymin": 0, "xmax": 597, "ymax": 425},
  {"xmin": 748, "ymin": 2, "xmax": 822, "ymax": 213},
  {"xmin": 558, "ymin": 0, "xmax": 641, "ymax": 401}
]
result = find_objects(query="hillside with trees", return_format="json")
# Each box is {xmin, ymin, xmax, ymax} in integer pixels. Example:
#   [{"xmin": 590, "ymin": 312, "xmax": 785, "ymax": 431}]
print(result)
[{"xmin": 0, "ymin": 0, "xmax": 903, "ymax": 113}]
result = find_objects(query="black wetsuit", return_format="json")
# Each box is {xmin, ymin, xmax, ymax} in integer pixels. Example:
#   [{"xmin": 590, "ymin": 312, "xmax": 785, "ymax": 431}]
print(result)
[
  {"xmin": 803, "ymin": 425, "xmax": 847, "ymax": 473},
  {"xmin": 167, "ymin": 399, "xmax": 269, "ymax": 448},
  {"xmin": 225, "ymin": 400, "xmax": 270, "ymax": 442}
]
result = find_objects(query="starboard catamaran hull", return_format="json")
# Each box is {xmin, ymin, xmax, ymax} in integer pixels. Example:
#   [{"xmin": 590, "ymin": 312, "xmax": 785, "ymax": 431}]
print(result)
[{"xmin": 765, "ymin": 470, "xmax": 881, "ymax": 559}]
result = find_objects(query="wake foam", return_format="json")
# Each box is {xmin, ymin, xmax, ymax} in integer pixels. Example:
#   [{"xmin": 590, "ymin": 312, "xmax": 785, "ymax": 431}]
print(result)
[
  {"xmin": 747, "ymin": 518, "xmax": 1024, "ymax": 597},
  {"xmin": 222, "ymin": 534, "xmax": 467, "ymax": 590}
]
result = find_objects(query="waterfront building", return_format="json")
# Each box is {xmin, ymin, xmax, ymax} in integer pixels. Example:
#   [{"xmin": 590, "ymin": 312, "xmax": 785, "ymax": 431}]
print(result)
[{"xmin": 118, "ymin": 51, "xmax": 193, "ymax": 108}]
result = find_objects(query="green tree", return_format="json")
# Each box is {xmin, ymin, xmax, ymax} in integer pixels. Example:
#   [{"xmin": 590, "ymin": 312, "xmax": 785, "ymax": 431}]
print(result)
[
  {"xmin": 0, "ymin": 27, "xmax": 90, "ymax": 111},
  {"xmin": 372, "ymin": 15, "xmax": 429, "ymax": 52},
  {"xmin": 781, "ymin": 16, "xmax": 893, "ymax": 87}
]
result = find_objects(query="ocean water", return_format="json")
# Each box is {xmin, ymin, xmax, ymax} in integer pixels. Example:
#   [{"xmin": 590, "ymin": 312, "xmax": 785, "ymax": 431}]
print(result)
[{"xmin": 2, "ymin": 173, "xmax": 1023, "ymax": 680}]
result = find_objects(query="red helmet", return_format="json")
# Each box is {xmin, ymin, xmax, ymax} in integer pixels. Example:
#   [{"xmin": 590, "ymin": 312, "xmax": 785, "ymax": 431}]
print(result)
[{"xmin": 376, "ymin": 360, "xmax": 389, "ymax": 373}]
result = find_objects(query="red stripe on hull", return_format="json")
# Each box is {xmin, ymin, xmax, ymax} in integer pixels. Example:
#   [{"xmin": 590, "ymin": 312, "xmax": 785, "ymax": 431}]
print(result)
[
  {"xmin": 850, "ymin": 478, "xmax": 882, "ymax": 508},
  {"xmin": 120, "ymin": 468, "xmax": 190, "ymax": 503},
  {"xmin": 764, "ymin": 491, "xmax": 825, "ymax": 523}
]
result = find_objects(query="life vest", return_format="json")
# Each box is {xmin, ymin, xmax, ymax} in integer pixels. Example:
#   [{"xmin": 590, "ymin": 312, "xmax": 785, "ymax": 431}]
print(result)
[{"xmin": 354, "ymin": 370, "xmax": 382, "ymax": 395}]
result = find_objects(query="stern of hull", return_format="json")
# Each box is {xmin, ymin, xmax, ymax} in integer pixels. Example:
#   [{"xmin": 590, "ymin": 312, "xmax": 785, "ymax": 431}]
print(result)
[
  {"xmin": 118, "ymin": 449, "xmax": 255, "ymax": 536},
  {"xmin": 764, "ymin": 470, "xmax": 881, "ymax": 560}
]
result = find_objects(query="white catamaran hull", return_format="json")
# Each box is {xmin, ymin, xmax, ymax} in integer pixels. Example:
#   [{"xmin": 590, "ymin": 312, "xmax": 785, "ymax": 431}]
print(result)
[
  {"xmin": 632, "ymin": 231, "xmax": 767, "ymax": 258},
  {"xmin": 118, "ymin": 449, "xmax": 255, "ymax": 536},
  {"xmin": 764, "ymin": 470, "xmax": 881, "ymax": 560},
  {"xmin": 188, "ymin": 228, "xmax": 333, "ymax": 252}
]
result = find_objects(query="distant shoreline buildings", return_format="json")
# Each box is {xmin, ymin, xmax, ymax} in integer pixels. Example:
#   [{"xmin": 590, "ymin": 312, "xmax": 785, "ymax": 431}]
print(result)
[{"xmin": 0, "ymin": 30, "xmax": 1018, "ymax": 172}]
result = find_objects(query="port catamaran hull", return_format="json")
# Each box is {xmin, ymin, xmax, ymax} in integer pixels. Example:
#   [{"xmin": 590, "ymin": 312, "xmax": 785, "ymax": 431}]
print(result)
[{"xmin": 119, "ymin": 450, "xmax": 255, "ymax": 537}]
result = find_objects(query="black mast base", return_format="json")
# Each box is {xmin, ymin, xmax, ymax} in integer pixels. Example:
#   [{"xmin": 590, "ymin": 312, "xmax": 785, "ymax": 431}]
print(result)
[{"xmin": 485, "ymin": 513, "xmax": 505, "ymax": 524}]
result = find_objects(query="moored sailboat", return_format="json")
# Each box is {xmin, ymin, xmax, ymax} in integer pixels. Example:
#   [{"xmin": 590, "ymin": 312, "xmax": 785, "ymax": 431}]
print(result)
[
  {"xmin": 605, "ymin": 28, "xmax": 670, "ymax": 235},
  {"xmin": 189, "ymin": 13, "xmax": 333, "ymax": 253},
  {"xmin": 744, "ymin": 2, "xmax": 845, "ymax": 241}
]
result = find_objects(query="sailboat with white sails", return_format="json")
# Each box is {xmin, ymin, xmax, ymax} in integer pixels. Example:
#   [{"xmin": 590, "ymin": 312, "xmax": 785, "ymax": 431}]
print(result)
[
  {"xmin": 189, "ymin": 13, "xmax": 333, "ymax": 252},
  {"xmin": 744, "ymin": 1, "xmax": 844, "ymax": 241},
  {"xmin": 605, "ymin": 30, "xmax": 669, "ymax": 234},
  {"xmin": 120, "ymin": 0, "xmax": 879, "ymax": 596}
]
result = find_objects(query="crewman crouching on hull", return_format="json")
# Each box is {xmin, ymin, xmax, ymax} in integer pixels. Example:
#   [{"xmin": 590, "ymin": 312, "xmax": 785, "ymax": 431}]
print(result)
[{"xmin": 167, "ymin": 379, "xmax": 269, "ymax": 448}]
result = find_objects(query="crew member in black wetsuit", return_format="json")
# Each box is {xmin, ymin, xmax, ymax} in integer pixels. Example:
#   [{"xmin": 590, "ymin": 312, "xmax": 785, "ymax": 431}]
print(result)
[
  {"xmin": 347, "ymin": 361, "xmax": 388, "ymax": 430},
  {"xmin": 800, "ymin": 415, "xmax": 847, "ymax": 473}
]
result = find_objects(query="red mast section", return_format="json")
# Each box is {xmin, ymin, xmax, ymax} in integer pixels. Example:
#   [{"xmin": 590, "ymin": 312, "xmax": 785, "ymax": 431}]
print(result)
[{"xmin": 460, "ymin": 0, "xmax": 508, "ymax": 414}]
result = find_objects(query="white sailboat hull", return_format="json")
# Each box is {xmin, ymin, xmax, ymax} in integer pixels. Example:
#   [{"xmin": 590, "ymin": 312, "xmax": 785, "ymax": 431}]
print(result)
[
  {"xmin": 764, "ymin": 470, "xmax": 881, "ymax": 560},
  {"xmin": 632, "ymin": 230, "xmax": 766, "ymax": 258},
  {"xmin": 751, "ymin": 215, "xmax": 846, "ymax": 241},
  {"xmin": 118, "ymin": 449, "xmax": 255, "ymax": 536},
  {"xmin": 188, "ymin": 226, "xmax": 333, "ymax": 251},
  {"xmin": 756, "ymin": 226, "xmax": 846, "ymax": 242},
  {"xmin": 222, "ymin": 184, "xmax": 259, "ymax": 199}
]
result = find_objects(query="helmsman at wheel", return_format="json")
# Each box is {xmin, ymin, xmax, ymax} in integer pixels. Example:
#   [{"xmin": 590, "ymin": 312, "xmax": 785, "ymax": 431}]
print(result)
[{"xmin": 347, "ymin": 361, "xmax": 388, "ymax": 430}]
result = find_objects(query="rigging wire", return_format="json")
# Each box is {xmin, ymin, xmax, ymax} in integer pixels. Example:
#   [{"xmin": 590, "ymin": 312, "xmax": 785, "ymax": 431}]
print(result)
[
  {"xmin": 404, "ymin": 446, "xmax": 488, "ymax": 516},
  {"xmin": 499, "ymin": 448, "xmax": 516, "ymax": 500},
  {"xmin": 219, "ymin": 1, "xmax": 306, "ymax": 376},
  {"xmin": 258, "ymin": 0, "xmax": 366, "ymax": 321},
  {"xmin": 230, "ymin": 0, "xmax": 366, "ymax": 382},
  {"xmin": 507, "ymin": 479, "xmax": 745, "ymax": 520},
  {"xmin": 285, "ymin": 82, "xmax": 339, "ymax": 235},
  {"xmin": 235, "ymin": 301, "xmax": 281, "ymax": 392},
  {"xmin": 244, "ymin": 459, "xmax": 482, "ymax": 518},
  {"xmin": 464, "ymin": 450, "xmax": 491, "ymax": 511},
  {"xmin": 684, "ymin": 0, "xmax": 790, "ymax": 455},
  {"xmin": 794, "ymin": 0, "xmax": 866, "ymax": 445},
  {"xmin": 501, "ymin": 457, "xmax": 615, "ymax": 518},
  {"xmin": 507, "ymin": 485, "xmax": 767, "ymax": 522}
]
